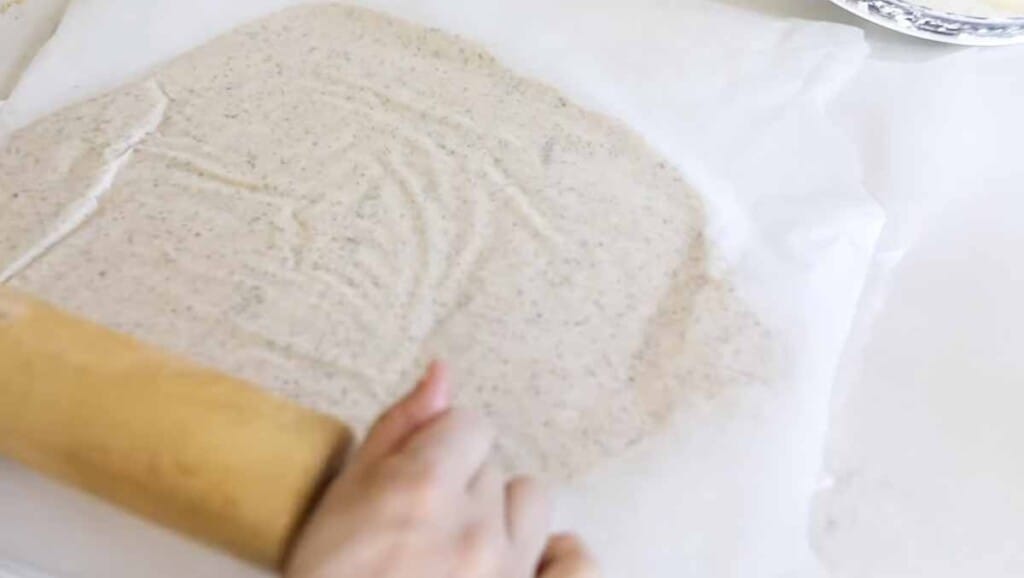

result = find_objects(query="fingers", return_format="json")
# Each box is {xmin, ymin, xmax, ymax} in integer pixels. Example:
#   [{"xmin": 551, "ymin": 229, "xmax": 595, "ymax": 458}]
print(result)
[
  {"xmin": 470, "ymin": 461, "xmax": 505, "ymax": 504},
  {"xmin": 401, "ymin": 408, "xmax": 495, "ymax": 487},
  {"xmin": 469, "ymin": 461, "xmax": 506, "ymax": 535},
  {"xmin": 539, "ymin": 534, "xmax": 600, "ymax": 578},
  {"xmin": 506, "ymin": 477, "xmax": 551, "ymax": 549},
  {"xmin": 355, "ymin": 361, "xmax": 450, "ymax": 469},
  {"xmin": 505, "ymin": 476, "xmax": 551, "ymax": 573}
]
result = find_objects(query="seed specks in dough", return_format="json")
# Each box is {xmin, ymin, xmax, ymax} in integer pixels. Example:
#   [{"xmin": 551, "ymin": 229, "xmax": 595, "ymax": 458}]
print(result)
[{"xmin": 0, "ymin": 5, "xmax": 775, "ymax": 477}]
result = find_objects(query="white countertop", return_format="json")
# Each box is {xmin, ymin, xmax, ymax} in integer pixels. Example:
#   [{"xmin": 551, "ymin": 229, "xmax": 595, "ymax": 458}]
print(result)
[{"xmin": 1, "ymin": 1, "xmax": 1022, "ymax": 577}]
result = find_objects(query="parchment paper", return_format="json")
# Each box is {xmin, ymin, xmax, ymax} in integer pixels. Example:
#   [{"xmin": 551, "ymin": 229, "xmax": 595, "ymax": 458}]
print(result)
[{"xmin": 0, "ymin": 1, "xmax": 882, "ymax": 577}]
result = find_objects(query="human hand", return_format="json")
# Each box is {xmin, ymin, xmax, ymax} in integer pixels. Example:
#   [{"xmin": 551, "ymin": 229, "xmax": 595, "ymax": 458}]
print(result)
[
  {"xmin": 286, "ymin": 362, "xmax": 601, "ymax": 578},
  {"xmin": 536, "ymin": 534, "xmax": 602, "ymax": 578}
]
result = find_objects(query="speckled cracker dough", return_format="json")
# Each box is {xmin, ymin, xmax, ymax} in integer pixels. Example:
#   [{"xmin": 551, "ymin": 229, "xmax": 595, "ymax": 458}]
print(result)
[{"xmin": 0, "ymin": 5, "xmax": 773, "ymax": 476}]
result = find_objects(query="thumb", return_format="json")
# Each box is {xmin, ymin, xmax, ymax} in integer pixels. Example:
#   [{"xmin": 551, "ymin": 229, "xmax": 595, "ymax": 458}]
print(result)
[
  {"xmin": 538, "ymin": 534, "xmax": 601, "ymax": 578},
  {"xmin": 353, "ymin": 361, "xmax": 451, "ymax": 469}
]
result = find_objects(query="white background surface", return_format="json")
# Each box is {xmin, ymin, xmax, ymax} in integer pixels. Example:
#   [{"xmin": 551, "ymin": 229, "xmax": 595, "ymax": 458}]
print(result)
[
  {"xmin": 814, "ymin": 45, "xmax": 1024, "ymax": 576},
  {"xmin": 0, "ymin": 0, "xmax": 67, "ymax": 97},
  {"xmin": 1, "ymin": 0, "xmax": 1022, "ymax": 577}
]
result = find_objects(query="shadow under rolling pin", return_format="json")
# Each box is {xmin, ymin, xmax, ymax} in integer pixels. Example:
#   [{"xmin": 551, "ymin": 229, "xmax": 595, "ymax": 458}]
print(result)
[{"xmin": 0, "ymin": 287, "xmax": 352, "ymax": 570}]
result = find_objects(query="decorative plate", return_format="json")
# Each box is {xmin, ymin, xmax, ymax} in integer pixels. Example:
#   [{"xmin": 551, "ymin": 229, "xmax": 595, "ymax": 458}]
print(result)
[{"xmin": 830, "ymin": 0, "xmax": 1024, "ymax": 45}]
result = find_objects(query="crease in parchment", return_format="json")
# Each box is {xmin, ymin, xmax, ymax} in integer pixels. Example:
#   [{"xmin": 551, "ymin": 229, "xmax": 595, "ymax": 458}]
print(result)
[{"xmin": 0, "ymin": 80, "xmax": 168, "ymax": 283}]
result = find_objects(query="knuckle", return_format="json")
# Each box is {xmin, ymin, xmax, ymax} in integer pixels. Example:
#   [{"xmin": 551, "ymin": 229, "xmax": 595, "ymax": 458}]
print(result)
[
  {"xmin": 511, "ymin": 475, "xmax": 546, "ymax": 499},
  {"xmin": 404, "ymin": 460, "xmax": 445, "ymax": 494},
  {"xmin": 375, "ymin": 458, "xmax": 444, "ymax": 517},
  {"xmin": 509, "ymin": 475, "xmax": 552, "ymax": 522}
]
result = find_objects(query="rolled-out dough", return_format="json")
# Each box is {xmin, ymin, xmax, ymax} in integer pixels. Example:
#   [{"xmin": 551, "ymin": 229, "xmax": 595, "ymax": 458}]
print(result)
[{"xmin": 0, "ymin": 4, "xmax": 773, "ymax": 477}]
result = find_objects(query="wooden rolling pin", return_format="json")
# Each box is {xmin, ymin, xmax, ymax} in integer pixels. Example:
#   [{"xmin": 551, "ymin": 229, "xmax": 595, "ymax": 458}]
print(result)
[{"xmin": 0, "ymin": 286, "xmax": 352, "ymax": 570}]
